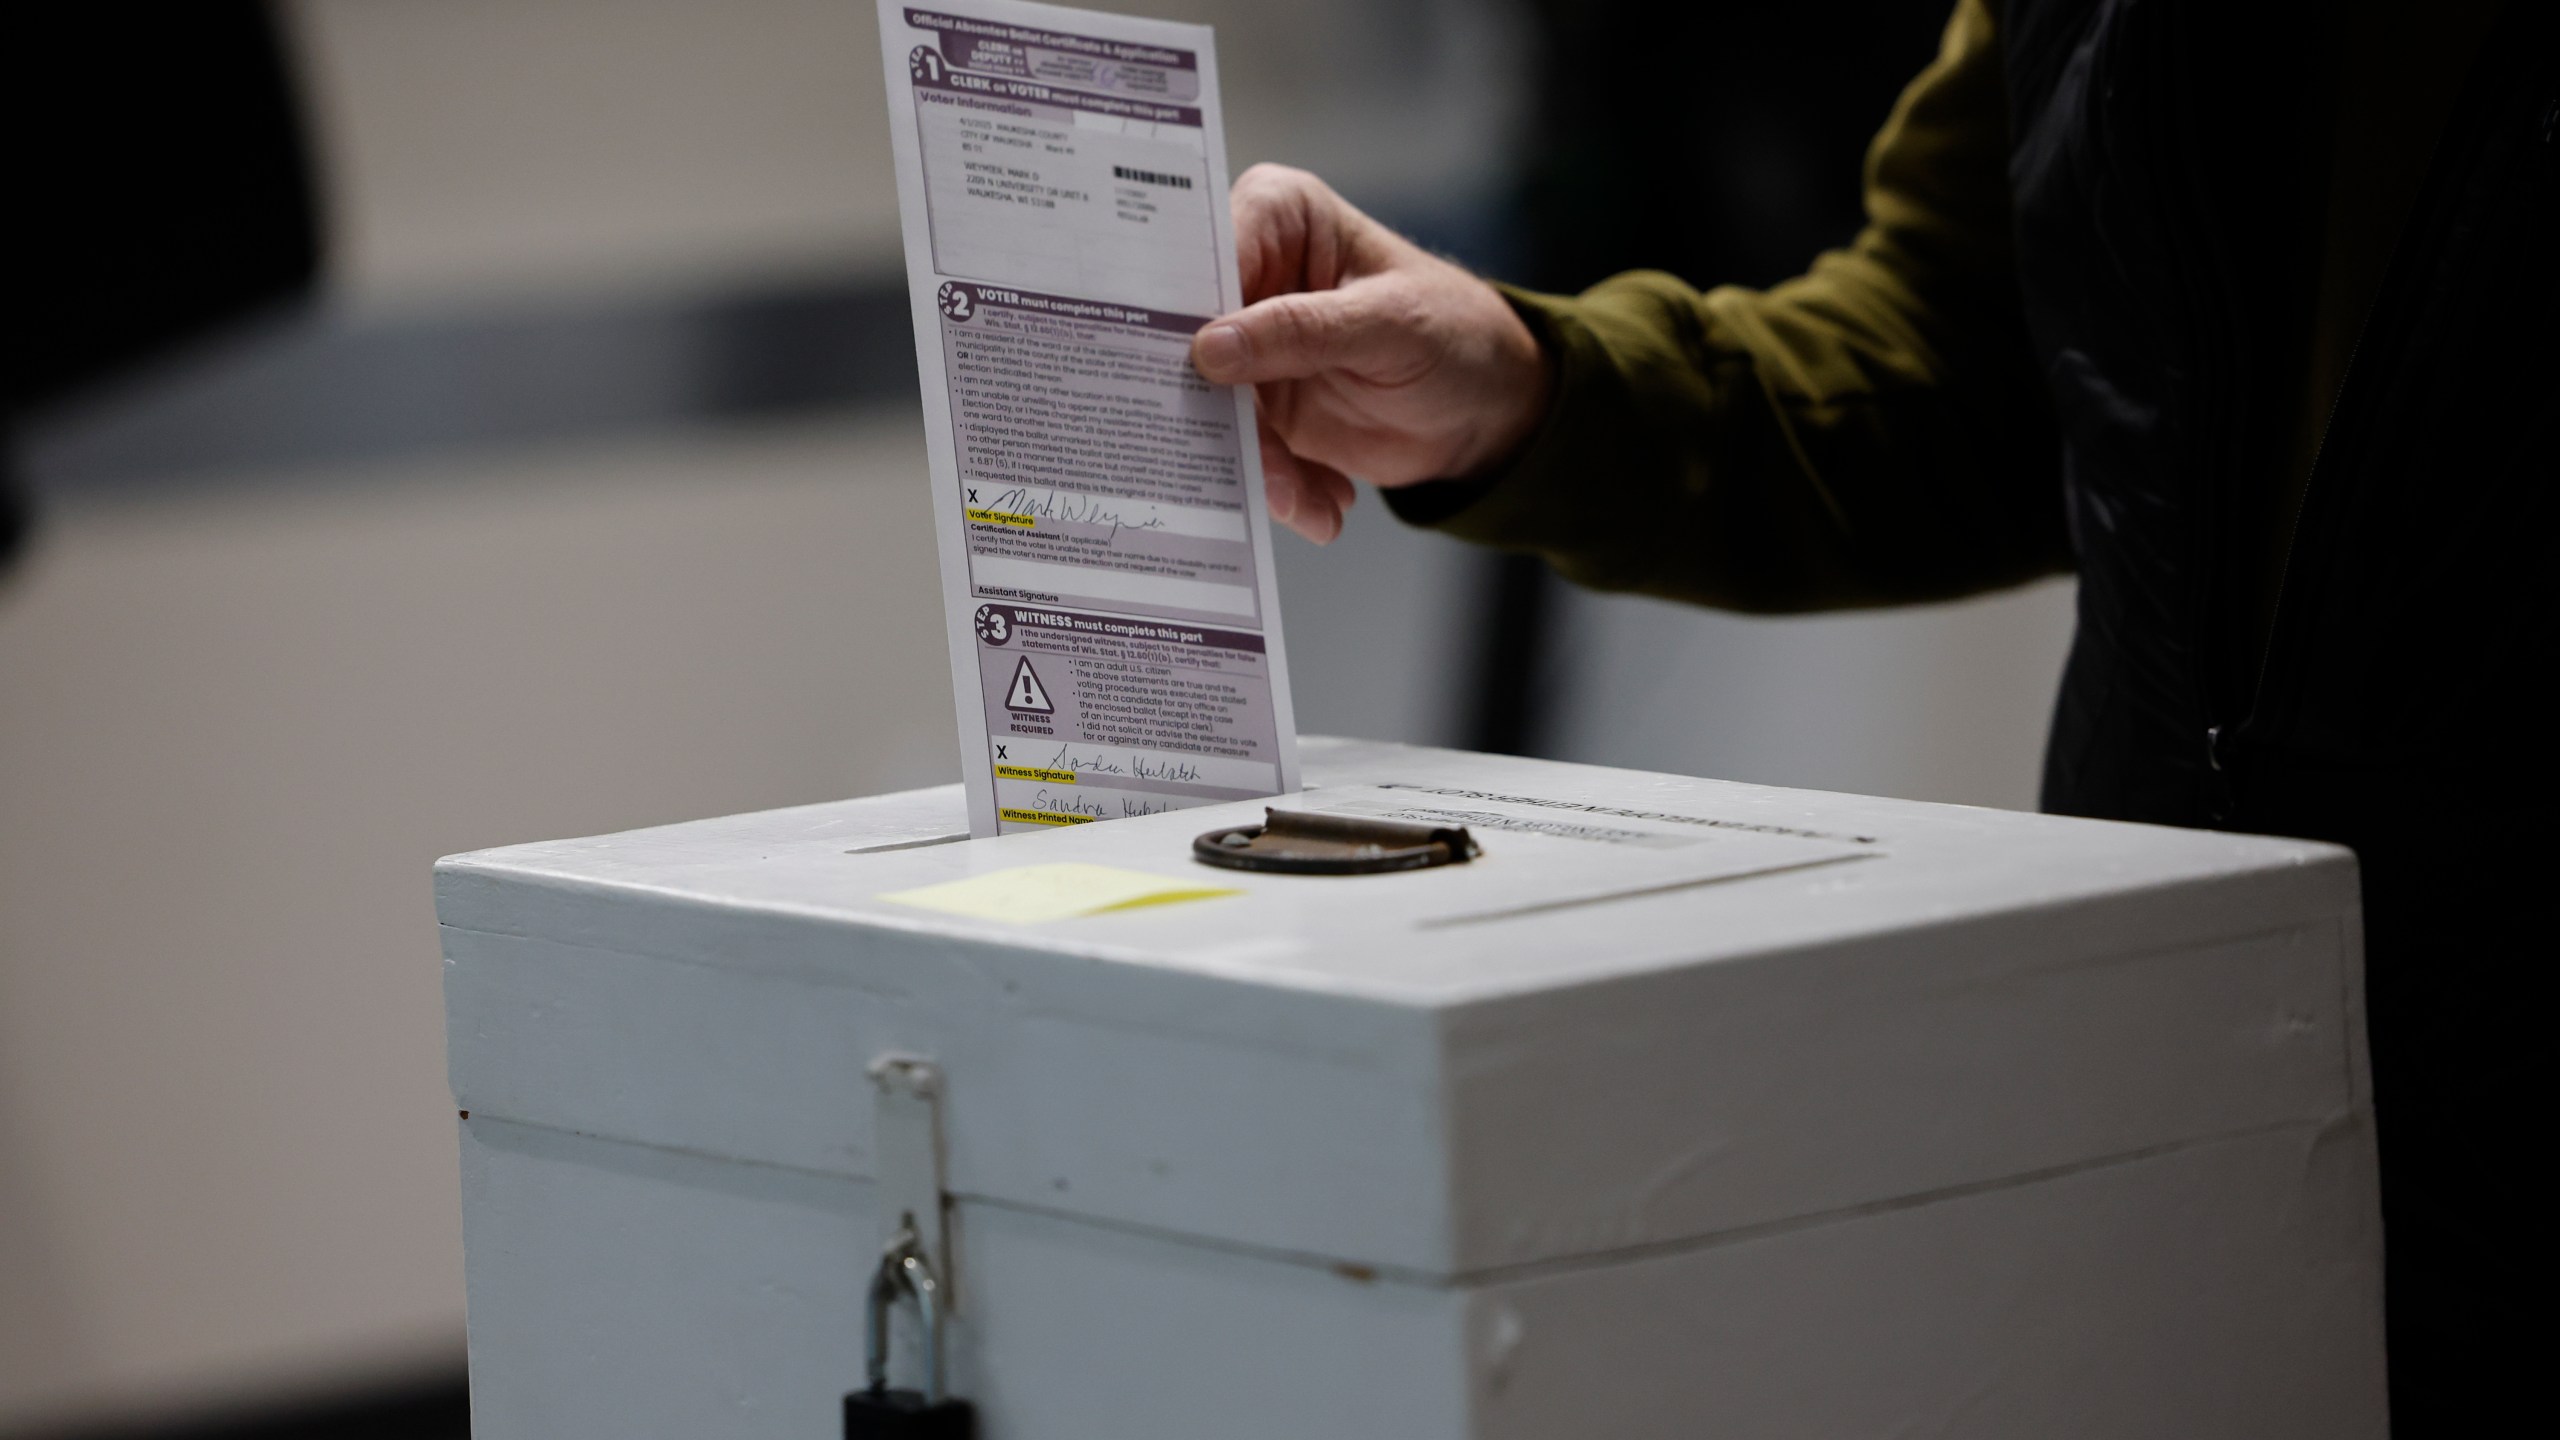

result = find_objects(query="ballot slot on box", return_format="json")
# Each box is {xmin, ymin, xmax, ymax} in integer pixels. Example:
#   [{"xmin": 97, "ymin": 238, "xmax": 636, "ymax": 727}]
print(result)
[{"xmin": 436, "ymin": 737, "xmax": 2388, "ymax": 1440}]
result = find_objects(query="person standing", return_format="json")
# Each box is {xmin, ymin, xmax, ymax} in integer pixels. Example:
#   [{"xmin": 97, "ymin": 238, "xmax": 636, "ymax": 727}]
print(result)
[{"xmin": 1194, "ymin": 2, "xmax": 2554, "ymax": 1430}]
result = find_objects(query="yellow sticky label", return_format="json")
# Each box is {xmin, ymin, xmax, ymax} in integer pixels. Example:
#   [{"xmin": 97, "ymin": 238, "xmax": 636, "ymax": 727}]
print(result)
[
  {"xmin": 998, "ymin": 807, "xmax": 1093, "ymax": 826},
  {"xmin": 966, "ymin": 508, "xmax": 1037, "ymax": 528},
  {"xmin": 994, "ymin": 765, "xmax": 1078, "ymax": 784},
  {"xmin": 877, "ymin": 862, "xmax": 1240, "ymax": 925}
]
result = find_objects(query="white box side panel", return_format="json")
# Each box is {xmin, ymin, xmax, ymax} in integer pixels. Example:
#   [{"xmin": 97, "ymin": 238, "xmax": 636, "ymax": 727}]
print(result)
[
  {"xmin": 1466, "ymin": 1119, "xmax": 2389, "ymax": 1440},
  {"xmin": 459, "ymin": 1115, "xmax": 2384, "ymax": 1439},
  {"xmin": 459, "ymin": 1118, "xmax": 1467, "ymax": 1440},
  {"xmin": 444, "ymin": 929, "xmax": 1454, "ymax": 1270},
  {"xmin": 1442, "ymin": 919, "xmax": 2362, "ymax": 1268}
]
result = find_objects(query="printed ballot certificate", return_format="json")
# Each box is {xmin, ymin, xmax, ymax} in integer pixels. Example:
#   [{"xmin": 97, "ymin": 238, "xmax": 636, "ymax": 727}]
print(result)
[{"xmin": 876, "ymin": 0, "xmax": 1301, "ymax": 836}]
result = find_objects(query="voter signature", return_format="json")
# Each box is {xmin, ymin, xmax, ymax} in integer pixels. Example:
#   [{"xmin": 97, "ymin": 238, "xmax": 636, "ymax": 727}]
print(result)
[
  {"xmin": 980, "ymin": 484, "xmax": 1185, "ymax": 541},
  {"xmin": 1041, "ymin": 742, "xmax": 1207, "ymax": 786}
]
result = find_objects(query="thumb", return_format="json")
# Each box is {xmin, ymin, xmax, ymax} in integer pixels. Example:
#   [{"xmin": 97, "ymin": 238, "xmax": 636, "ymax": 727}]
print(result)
[{"xmin": 1191, "ymin": 283, "xmax": 1417, "ymax": 386}]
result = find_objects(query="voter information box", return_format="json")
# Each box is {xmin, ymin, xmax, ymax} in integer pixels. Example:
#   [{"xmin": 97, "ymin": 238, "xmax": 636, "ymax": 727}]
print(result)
[{"xmin": 437, "ymin": 739, "xmax": 2387, "ymax": 1438}]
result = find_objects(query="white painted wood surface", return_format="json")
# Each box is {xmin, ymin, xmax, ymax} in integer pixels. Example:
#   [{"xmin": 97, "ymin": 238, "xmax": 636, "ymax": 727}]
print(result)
[{"xmin": 439, "ymin": 738, "xmax": 2386, "ymax": 1437}]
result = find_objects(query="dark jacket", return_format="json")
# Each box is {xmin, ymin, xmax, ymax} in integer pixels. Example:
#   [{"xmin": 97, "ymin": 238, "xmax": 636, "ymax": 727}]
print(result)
[{"xmin": 1393, "ymin": 0, "xmax": 2556, "ymax": 1426}]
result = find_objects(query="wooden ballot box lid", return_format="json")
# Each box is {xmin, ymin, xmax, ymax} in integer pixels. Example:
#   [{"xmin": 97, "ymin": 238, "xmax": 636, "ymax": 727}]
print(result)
[{"xmin": 436, "ymin": 737, "xmax": 2366, "ymax": 1279}]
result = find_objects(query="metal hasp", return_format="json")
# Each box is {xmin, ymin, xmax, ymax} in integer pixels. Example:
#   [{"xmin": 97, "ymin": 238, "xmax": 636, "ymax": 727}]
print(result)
[
  {"xmin": 852, "ymin": 1057, "xmax": 977, "ymax": 1437},
  {"xmin": 866, "ymin": 1055, "xmax": 952, "ymax": 1309},
  {"xmin": 1193, "ymin": 807, "xmax": 1480, "ymax": 875}
]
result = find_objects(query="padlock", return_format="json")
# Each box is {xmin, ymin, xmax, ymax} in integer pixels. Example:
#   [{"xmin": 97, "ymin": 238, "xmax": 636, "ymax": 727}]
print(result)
[
  {"xmin": 843, "ymin": 1386, "xmax": 977, "ymax": 1439},
  {"xmin": 845, "ymin": 1228, "xmax": 977, "ymax": 1439}
]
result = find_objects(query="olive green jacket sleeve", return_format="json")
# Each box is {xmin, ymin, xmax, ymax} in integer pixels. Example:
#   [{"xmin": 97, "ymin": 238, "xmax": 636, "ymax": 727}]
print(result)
[{"xmin": 1388, "ymin": 0, "xmax": 2067, "ymax": 612}]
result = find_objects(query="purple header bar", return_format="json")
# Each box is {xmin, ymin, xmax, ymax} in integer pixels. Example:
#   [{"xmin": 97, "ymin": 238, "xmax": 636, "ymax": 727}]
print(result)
[
  {"xmin": 907, "ymin": 9, "xmax": 1196, "ymax": 70},
  {"xmin": 1004, "ymin": 604, "xmax": 1265, "ymax": 656},
  {"xmin": 939, "ymin": 281, "xmax": 1209, "ymax": 337},
  {"xmin": 913, "ymin": 66, "xmax": 1201, "ymax": 127}
]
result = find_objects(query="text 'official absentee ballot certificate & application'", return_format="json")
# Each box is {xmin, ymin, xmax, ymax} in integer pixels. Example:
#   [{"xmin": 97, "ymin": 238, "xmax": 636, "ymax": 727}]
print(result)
[{"xmin": 876, "ymin": 0, "xmax": 1301, "ymax": 837}]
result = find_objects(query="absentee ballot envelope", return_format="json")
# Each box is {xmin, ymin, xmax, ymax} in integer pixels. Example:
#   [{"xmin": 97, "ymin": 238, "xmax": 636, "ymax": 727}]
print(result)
[{"xmin": 876, "ymin": 0, "xmax": 1302, "ymax": 837}]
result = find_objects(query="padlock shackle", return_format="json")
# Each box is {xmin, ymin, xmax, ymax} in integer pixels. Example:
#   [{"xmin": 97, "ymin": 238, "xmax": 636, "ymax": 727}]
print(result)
[
  {"xmin": 863, "ymin": 1255, "xmax": 903, "ymax": 1392},
  {"xmin": 901, "ymin": 1247, "xmax": 945, "ymax": 1403},
  {"xmin": 862, "ymin": 1219, "xmax": 949, "ymax": 1405}
]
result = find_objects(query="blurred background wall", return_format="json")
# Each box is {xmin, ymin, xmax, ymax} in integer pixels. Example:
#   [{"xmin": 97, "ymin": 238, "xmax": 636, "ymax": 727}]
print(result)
[{"xmin": 0, "ymin": 1, "xmax": 2072, "ymax": 1434}]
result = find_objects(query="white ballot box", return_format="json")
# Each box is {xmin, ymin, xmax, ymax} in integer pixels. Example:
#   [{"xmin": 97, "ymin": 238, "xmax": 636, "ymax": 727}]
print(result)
[{"xmin": 438, "ymin": 738, "xmax": 2387, "ymax": 1439}]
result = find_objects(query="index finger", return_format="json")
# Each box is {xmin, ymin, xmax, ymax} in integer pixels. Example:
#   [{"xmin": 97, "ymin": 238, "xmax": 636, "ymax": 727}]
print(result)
[{"xmin": 1230, "ymin": 163, "xmax": 1354, "ymax": 303}]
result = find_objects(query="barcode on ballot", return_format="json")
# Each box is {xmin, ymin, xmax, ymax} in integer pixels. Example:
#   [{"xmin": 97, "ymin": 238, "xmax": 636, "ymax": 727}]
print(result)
[{"xmin": 1112, "ymin": 165, "xmax": 1193, "ymax": 189}]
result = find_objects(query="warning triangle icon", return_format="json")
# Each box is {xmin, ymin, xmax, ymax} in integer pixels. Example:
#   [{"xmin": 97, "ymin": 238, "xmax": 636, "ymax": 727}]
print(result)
[{"xmin": 1004, "ymin": 657, "xmax": 1055, "ymax": 713}]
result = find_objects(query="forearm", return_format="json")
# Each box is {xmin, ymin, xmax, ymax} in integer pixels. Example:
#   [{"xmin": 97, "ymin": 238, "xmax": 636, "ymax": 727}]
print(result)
[{"xmin": 1391, "ymin": 0, "xmax": 2068, "ymax": 612}]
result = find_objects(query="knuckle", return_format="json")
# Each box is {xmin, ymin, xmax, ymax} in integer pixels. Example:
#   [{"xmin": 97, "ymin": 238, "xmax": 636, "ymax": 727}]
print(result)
[
  {"xmin": 1236, "ymin": 164, "xmax": 1334, "ymax": 225},
  {"xmin": 1263, "ymin": 294, "xmax": 1325, "ymax": 350},
  {"xmin": 1359, "ymin": 282, "xmax": 1439, "ymax": 376},
  {"xmin": 1237, "ymin": 162, "xmax": 1311, "ymax": 194},
  {"xmin": 1376, "ymin": 279, "xmax": 1432, "ymax": 334},
  {"xmin": 1233, "ymin": 164, "xmax": 1304, "ymax": 212},
  {"xmin": 1274, "ymin": 288, "xmax": 1351, "ymax": 351}
]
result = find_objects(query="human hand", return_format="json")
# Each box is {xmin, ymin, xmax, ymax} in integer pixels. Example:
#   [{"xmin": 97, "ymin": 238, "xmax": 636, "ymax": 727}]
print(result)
[{"xmin": 1192, "ymin": 165, "xmax": 1551, "ymax": 543}]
